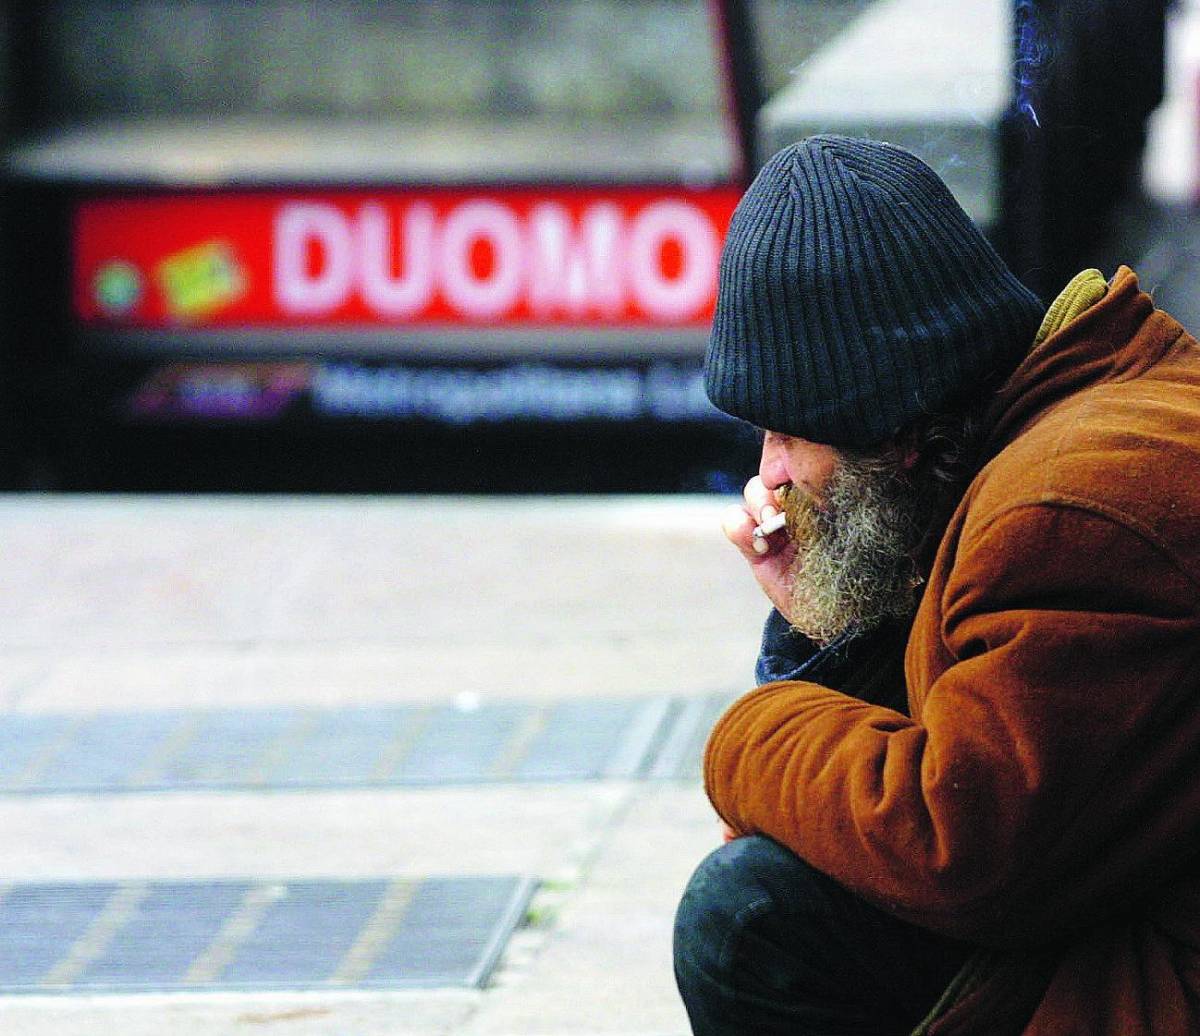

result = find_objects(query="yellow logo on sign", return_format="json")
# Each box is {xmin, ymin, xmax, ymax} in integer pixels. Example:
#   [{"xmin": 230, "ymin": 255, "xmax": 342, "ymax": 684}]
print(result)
[{"xmin": 156, "ymin": 241, "xmax": 247, "ymax": 321}]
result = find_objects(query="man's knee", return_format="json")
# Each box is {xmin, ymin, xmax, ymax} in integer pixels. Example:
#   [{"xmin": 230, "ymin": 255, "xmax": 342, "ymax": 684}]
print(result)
[
  {"xmin": 674, "ymin": 835, "xmax": 972, "ymax": 1036},
  {"xmin": 673, "ymin": 835, "xmax": 833, "ymax": 984}
]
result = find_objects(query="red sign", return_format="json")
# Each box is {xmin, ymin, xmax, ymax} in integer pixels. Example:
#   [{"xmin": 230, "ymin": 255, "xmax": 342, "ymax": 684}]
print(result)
[{"xmin": 75, "ymin": 188, "xmax": 741, "ymax": 330}]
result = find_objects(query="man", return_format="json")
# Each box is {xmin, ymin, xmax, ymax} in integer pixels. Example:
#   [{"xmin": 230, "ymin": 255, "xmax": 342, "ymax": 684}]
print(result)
[{"xmin": 674, "ymin": 135, "xmax": 1200, "ymax": 1035}]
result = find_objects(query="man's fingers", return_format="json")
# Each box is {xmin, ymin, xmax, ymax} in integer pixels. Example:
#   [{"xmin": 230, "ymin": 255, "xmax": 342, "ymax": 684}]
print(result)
[
  {"xmin": 743, "ymin": 475, "xmax": 779, "ymax": 523},
  {"xmin": 722, "ymin": 504, "xmax": 762, "ymax": 555},
  {"xmin": 735, "ymin": 476, "xmax": 791, "ymax": 554},
  {"xmin": 725, "ymin": 504, "xmax": 788, "ymax": 558},
  {"xmin": 725, "ymin": 480, "xmax": 798, "ymax": 616}
]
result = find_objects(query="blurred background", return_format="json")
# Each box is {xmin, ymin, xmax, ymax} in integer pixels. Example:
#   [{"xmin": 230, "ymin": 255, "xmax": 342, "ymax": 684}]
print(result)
[
  {"xmin": 0, "ymin": 0, "xmax": 1181, "ymax": 494},
  {"xmin": 0, "ymin": 2, "xmax": 1191, "ymax": 1034}
]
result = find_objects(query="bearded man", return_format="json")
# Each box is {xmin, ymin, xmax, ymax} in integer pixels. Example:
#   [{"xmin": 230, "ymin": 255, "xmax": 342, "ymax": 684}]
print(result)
[{"xmin": 673, "ymin": 135, "xmax": 1200, "ymax": 1035}]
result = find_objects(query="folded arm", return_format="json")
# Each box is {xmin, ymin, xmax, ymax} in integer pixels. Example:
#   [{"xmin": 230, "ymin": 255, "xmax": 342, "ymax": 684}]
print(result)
[{"xmin": 705, "ymin": 503, "xmax": 1200, "ymax": 946}]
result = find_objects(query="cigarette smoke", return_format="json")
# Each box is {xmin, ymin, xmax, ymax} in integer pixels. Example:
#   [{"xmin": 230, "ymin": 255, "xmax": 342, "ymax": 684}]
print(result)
[{"xmin": 1014, "ymin": 0, "xmax": 1049, "ymax": 129}]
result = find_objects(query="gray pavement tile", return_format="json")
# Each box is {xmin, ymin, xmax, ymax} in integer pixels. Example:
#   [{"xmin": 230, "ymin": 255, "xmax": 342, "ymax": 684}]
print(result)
[
  {"xmin": 460, "ymin": 785, "xmax": 714, "ymax": 1036},
  {"xmin": 0, "ymin": 784, "xmax": 630, "ymax": 884},
  {"xmin": 0, "ymin": 495, "xmax": 763, "ymax": 713},
  {"xmin": 16, "ymin": 635, "xmax": 757, "ymax": 712},
  {"xmin": 0, "ymin": 991, "xmax": 480, "ymax": 1036},
  {"xmin": 0, "ymin": 495, "xmax": 762, "ymax": 652}
]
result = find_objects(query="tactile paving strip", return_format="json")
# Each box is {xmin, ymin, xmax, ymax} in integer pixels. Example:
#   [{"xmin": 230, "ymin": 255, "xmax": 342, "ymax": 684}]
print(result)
[
  {"xmin": 0, "ymin": 697, "xmax": 675, "ymax": 793},
  {"xmin": 0, "ymin": 876, "xmax": 535, "ymax": 993}
]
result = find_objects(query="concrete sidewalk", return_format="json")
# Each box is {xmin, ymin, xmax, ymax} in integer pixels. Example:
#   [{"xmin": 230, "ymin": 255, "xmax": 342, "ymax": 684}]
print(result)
[{"xmin": 0, "ymin": 493, "xmax": 766, "ymax": 1036}]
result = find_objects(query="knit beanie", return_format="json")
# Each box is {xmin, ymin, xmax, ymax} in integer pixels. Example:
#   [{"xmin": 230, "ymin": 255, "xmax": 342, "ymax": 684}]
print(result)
[{"xmin": 705, "ymin": 136, "xmax": 1045, "ymax": 447}]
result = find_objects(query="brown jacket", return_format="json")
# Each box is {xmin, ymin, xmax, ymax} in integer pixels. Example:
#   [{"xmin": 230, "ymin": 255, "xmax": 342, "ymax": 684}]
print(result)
[{"xmin": 704, "ymin": 267, "xmax": 1200, "ymax": 1034}]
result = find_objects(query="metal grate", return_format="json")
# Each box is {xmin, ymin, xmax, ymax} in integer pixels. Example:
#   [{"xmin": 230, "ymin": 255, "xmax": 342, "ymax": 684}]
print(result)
[
  {"xmin": 646, "ymin": 693, "xmax": 739, "ymax": 781},
  {"xmin": 0, "ymin": 876, "xmax": 535, "ymax": 993},
  {"xmin": 0, "ymin": 697, "xmax": 675, "ymax": 794}
]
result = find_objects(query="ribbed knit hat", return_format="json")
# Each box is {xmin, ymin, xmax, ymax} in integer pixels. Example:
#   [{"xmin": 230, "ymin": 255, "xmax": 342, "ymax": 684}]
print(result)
[{"xmin": 705, "ymin": 136, "xmax": 1045, "ymax": 447}]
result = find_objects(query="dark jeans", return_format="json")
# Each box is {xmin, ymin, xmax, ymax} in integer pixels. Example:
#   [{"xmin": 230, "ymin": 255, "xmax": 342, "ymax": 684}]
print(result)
[{"xmin": 673, "ymin": 836, "xmax": 972, "ymax": 1036}]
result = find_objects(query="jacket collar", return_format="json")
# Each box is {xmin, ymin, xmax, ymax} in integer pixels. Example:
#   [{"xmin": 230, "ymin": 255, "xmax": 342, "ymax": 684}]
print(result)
[{"xmin": 980, "ymin": 266, "xmax": 1185, "ymax": 459}]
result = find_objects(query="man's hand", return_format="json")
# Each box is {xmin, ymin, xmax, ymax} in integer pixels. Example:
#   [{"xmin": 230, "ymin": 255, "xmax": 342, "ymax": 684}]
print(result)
[{"xmin": 722, "ymin": 476, "xmax": 797, "ymax": 619}]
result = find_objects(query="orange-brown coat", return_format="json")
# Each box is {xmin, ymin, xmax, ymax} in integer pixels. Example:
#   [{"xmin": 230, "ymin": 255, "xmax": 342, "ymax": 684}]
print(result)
[{"xmin": 704, "ymin": 267, "xmax": 1200, "ymax": 1034}]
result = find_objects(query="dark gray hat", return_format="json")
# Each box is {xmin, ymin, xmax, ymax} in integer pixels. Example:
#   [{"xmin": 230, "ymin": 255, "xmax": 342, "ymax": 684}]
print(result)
[{"xmin": 704, "ymin": 136, "xmax": 1045, "ymax": 447}]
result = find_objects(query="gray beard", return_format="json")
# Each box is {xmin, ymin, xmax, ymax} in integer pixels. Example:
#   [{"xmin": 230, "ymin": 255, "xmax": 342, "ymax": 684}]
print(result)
[{"xmin": 781, "ymin": 455, "xmax": 925, "ymax": 648}]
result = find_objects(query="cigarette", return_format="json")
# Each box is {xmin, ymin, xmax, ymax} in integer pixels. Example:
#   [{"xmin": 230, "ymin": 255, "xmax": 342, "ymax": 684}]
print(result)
[{"xmin": 752, "ymin": 511, "xmax": 788, "ymax": 540}]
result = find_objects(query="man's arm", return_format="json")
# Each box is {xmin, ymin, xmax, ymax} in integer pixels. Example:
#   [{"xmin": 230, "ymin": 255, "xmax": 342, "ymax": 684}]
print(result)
[{"xmin": 706, "ymin": 502, "xmax": 1200, "ymax": 947}]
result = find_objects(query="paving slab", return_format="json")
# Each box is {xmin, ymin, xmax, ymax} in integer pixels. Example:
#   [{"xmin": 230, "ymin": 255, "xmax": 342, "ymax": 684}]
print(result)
[
  {"xmin": 0, "ymin": 784, "xmax": 630, "ymax": 883},
  {"xmin": 8, "ymin": 637, "xmax": 755, "ymax": 713},
  {"xmin": 0, "ymin": 990, "xmax": 479, "ymax": 1036},
  {"xmin": 461, "ymin": 784, "xmax": 716, "ymax": 1036},
  {"xmin": 0, "ymin": 495, "xmax": 762, "ymax": 712}
]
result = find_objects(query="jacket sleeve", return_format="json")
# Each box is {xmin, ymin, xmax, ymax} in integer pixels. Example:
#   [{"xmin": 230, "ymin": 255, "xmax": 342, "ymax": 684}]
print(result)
[{"xmin": 704, "ymin": 502, "xmax": 1200, "ymax": 947}]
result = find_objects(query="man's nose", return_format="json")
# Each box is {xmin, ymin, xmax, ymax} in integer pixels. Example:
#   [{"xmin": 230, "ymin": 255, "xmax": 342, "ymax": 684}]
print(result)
[{"xmin": 758, "ymin": 436, "xmax": 789, "ymax": 491}]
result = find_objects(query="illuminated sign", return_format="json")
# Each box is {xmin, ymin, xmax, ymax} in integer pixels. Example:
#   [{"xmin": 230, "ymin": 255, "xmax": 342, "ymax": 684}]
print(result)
[
  {"xmin": 75, "ymin": 189, "xmax": 740, "ymax": 330},
  {"xmin": 129, "ymin": 363, "xmax": 311, "ymax": 420},
  {"xmin": 124, "ymin": 359, "xmax": 724, "ymax": 425},
  {"xmin": 310, "ymin": 361, "xmax": 720, "ymax": 423}
]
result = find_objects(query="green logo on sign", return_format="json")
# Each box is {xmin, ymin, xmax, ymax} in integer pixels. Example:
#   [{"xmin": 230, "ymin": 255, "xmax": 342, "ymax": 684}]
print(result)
[{"xmin": 94, "ymin": 261, "xmax": 143, "ymax": 317}]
